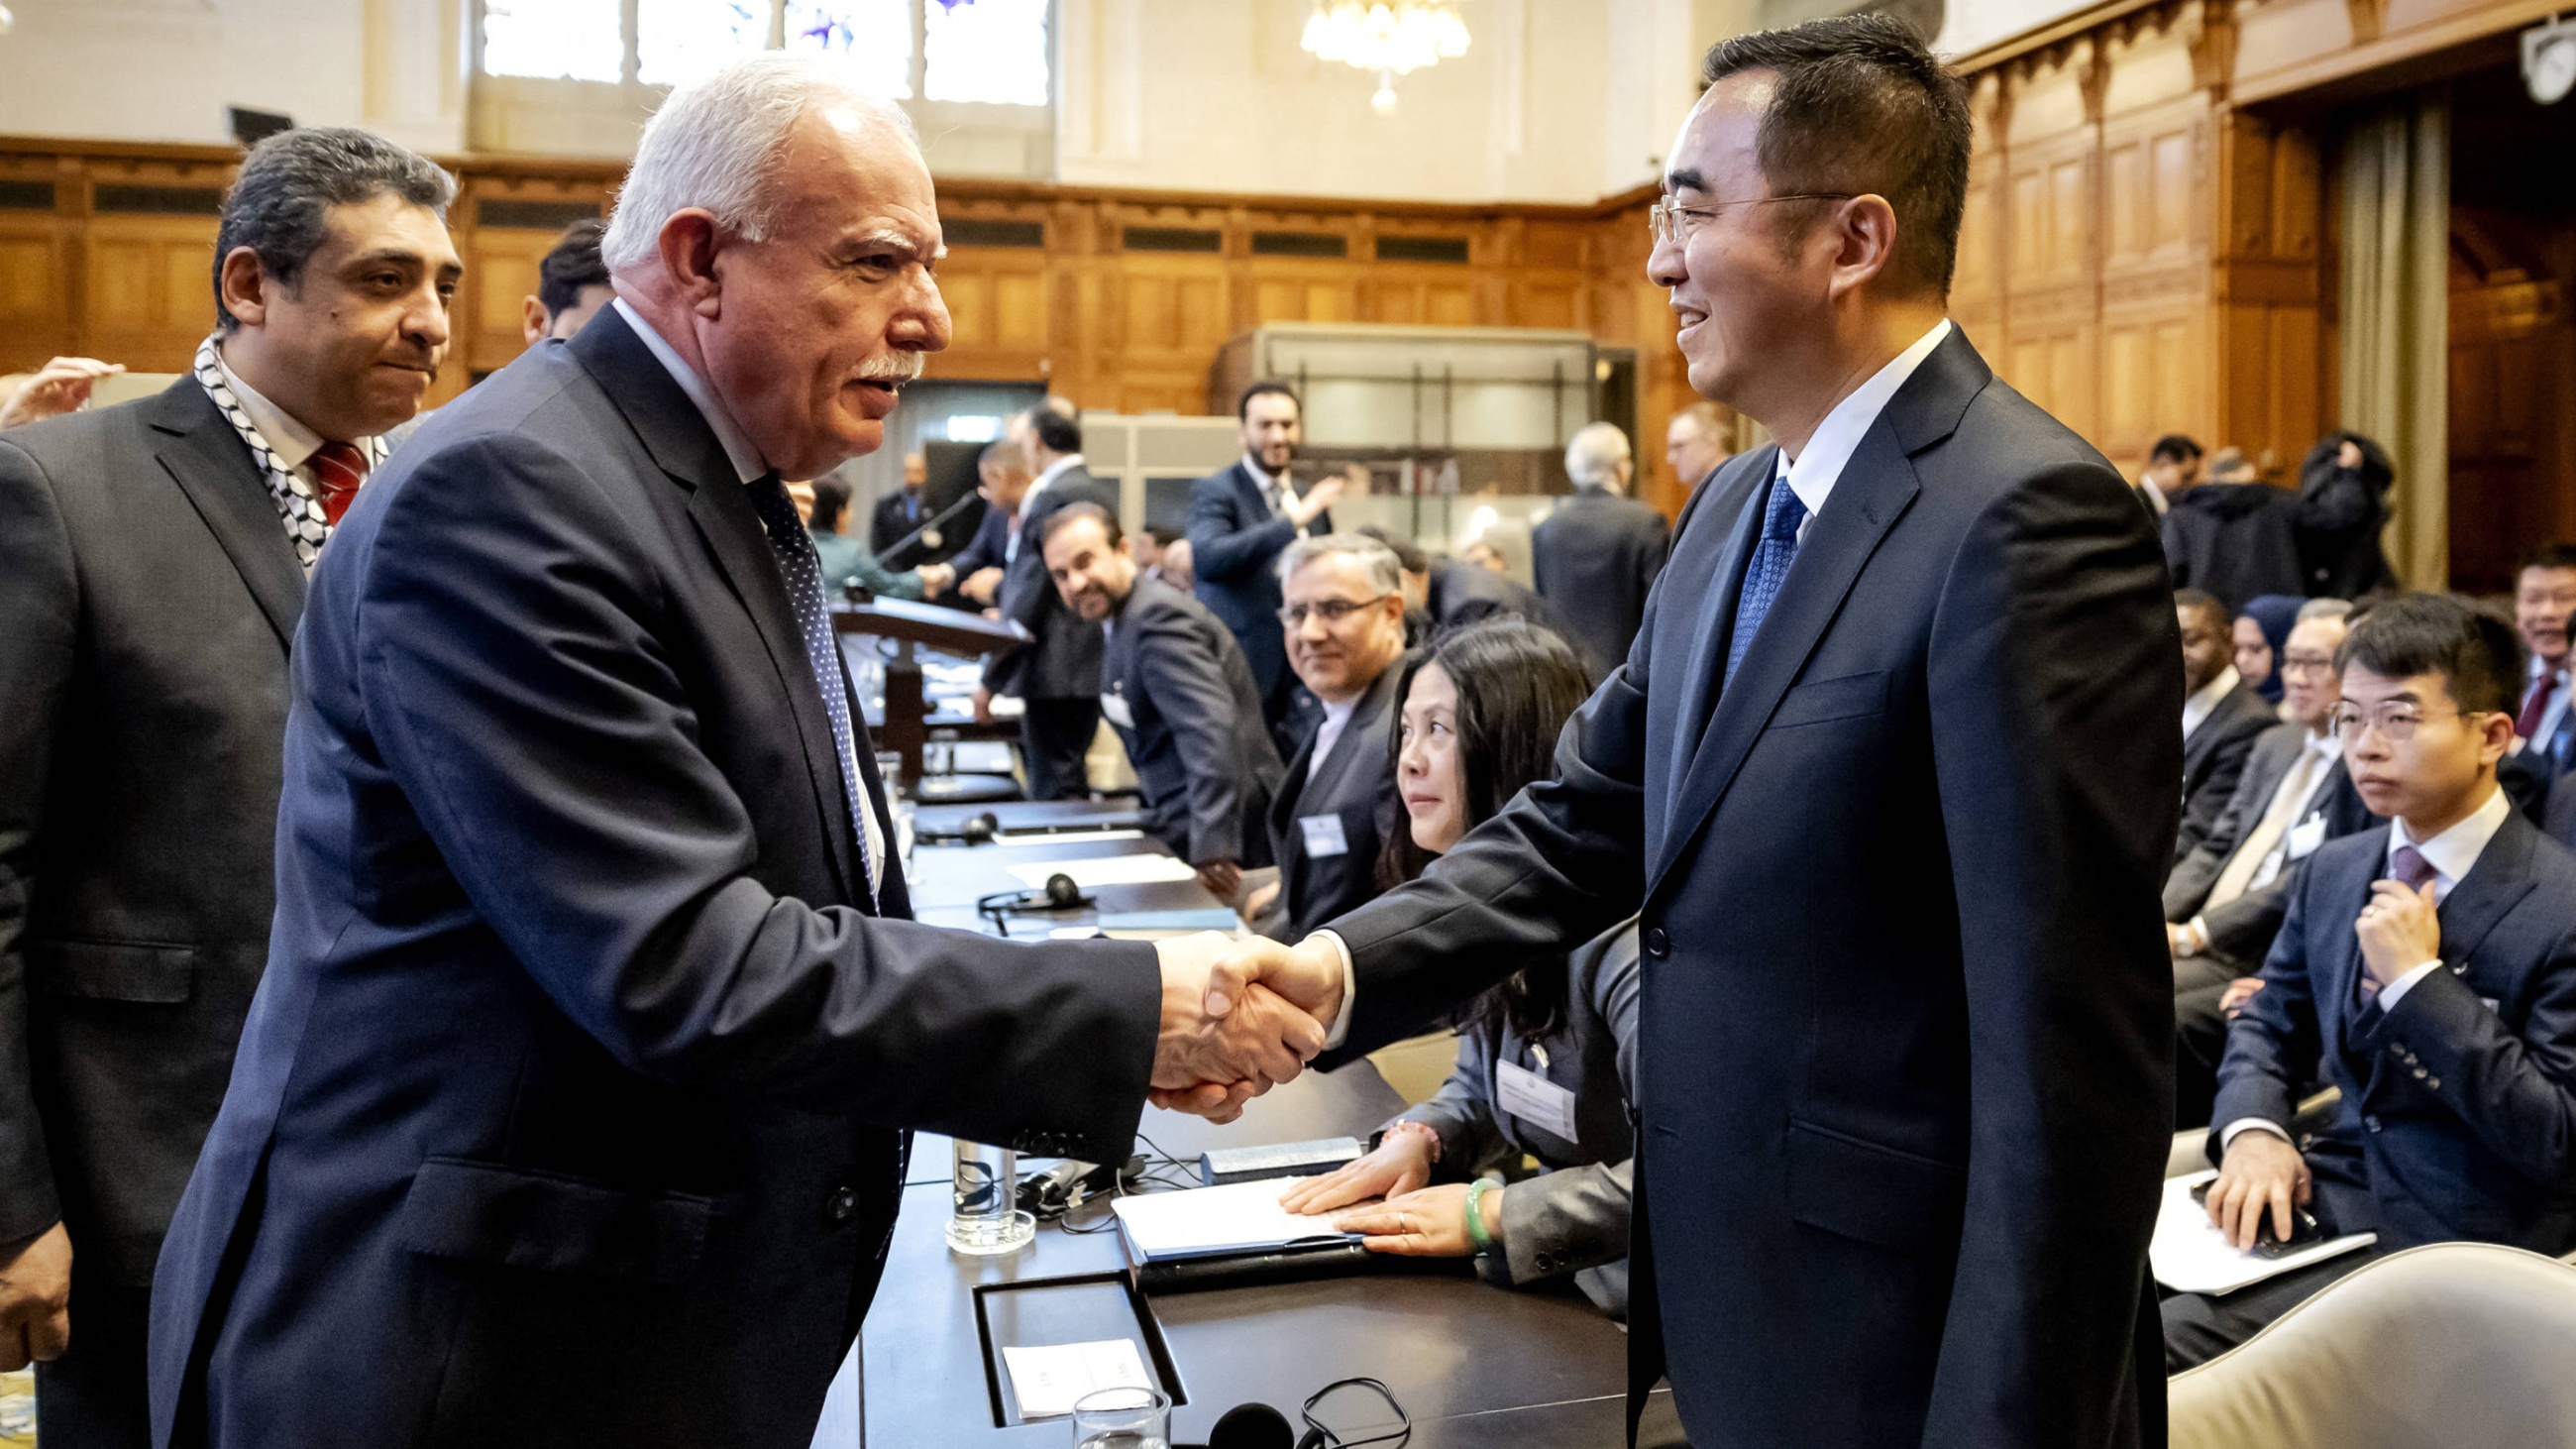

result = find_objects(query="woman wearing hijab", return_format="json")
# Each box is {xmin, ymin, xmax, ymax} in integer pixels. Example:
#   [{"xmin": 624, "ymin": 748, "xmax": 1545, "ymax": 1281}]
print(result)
[
  {"xmin": 2296, "ymin": 431, "xmax": 2397, "ymax": 599},
  {"xmin": 2234, "ymin": 594, "xmax": 2304, "ymax": 709}
]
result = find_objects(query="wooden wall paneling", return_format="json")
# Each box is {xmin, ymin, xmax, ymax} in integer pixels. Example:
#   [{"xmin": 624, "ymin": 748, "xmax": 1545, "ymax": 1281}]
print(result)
[
  {"xmin": 449, "ymin": 169, "xmax": 611, "ymax": 401},
  {"xmin": 77, "ymin": 153, "xmax": 234, "ymax": 375},
  {"xmin": 2210, "ymin": 111, "xmax": 2330, "ymax": 478},
  {"xmin": 0, "ymin": 156, "xmax": 76, "ymax": 373}
]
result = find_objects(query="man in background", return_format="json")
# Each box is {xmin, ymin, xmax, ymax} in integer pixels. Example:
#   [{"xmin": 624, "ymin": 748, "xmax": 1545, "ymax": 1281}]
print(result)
[
  {"xmin": 1534, "ymin": 420, "xmax": 1670, "ymax": 678},
  {"xmin": 1043, "ymin": 503, "xmax": 1281, "ymax": 899},
  {"xmin": 2136, "ymin": 432, "xmax": 2201, "ymax": 518},
  {"xmin": 870, "ymin": 449, "xmax": 928, "ymax": 556},
  {"xmin": 0, "ymin": 127, "xmax": 460, "ymax": 1448},
  {"xmin": 1135, "ymin": 523, "xmax": 1193, "ymax": 592},
  {"xmin": 2513, "ymin": 540, "xmax": 2576, "ymax": 778},
  {"xmin": 2164, "ymin": 445, "xmax": 2303, "ymax": 610},
  {"xmin": 1664, "ymin": 399, "xmax": 1729, "ymax": 496},
  {"xmin": 1358, "ymin": 524, "xmax": 1560, "ymax": 647},
  {"xmin": 2177, "ymin": 588, "xmax": 2280, "ymax": 861},
  {"xmin": 521, "ymin": 217, "xmax": 612, "ymax": 345},
  {"xmin": 948, "ymin": 438, "xmax": 1027, "ymax": 609},
  {"xmin": 0, "ymin": 358, "xmax": 127, "ymax": 432},
  {"xmin": 986, "ymin": 406, "xmax": 1117, "ymax": 798},
  {"xmin": 1191, "ymin": 382, "xmax": 1343, "ymax": 747}
]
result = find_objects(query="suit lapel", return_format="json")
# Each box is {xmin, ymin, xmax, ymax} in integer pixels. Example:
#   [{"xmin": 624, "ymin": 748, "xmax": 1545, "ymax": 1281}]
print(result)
[
  {"xmin": 1232, "ymin": 463, "xmax": 1268, "ymax": 524},
  {"xmin": 2436, "ymin": 813, "xmax": 2540, "ymax": 971},
  {"xmin": 1649, "ymin": 425, "xmax": 1919, "ymax": 896},
  {"xmin": 1308, "ymin": 667, "xmax": 1397, "ymax": 805},
  {"xmin": 572, "ymin": 308, "xmax": 860, "ymax": 904},
  {"xmin": 1662, "ymin": 450, "xmax": 1773, "ymax": 796},
  {"xmin": 148, "ymin": 381, "xmax": 305, "ymax": 648}
]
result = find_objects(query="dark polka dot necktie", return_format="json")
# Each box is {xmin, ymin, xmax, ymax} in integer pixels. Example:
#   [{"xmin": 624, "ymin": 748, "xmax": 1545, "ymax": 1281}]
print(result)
[{"xmin": 747, "ymin": 472, "xmax": 877, "ymax": 908}]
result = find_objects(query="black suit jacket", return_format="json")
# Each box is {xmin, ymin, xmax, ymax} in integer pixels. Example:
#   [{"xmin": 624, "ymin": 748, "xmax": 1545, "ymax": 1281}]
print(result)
[
  {"xmin": 946, "ymin": 501, "xmax": 1011, "ymax": 579},
  {"xmin": 2160, "ymin": 483, "xmax": 2304, "ymax": 612},
  {"xmin": 867, "ymin": 486, "xmax": 922, "ymax": 556},
  {"xmin": 1101, "ymin": 578, "xmax": 1284, "ymax": 867},
  {"xmin": 1267, "ymin": 665, "xmax": 1402, "ymax": 943},
  {"xmin": 146, "ymin": 308, "xmax": 1161, "ymax": 1448},
  {"xmin": 1426, "ymin": 561, "xmax": 1567, "ymax": 639},
  {"xmin": 2213, "ymin": 813, "xmax": 2576, "ymax": 1254},
  {"xmin": 0, "ymin": 381, "xmax": 297, "ymax": 1285},
  {"xmin": 1188, "ymin": 462, "xmax": 1330, "ymax": 708},
  {"xmin": 986, "ymin": 463, "xmax": 1116, "ymax": 700},
  {"xmin": 2178, "ymin": 679, "xmax": 2279, "ymax": 861},
  {"xmin": 1316, "ymin": 330, "xmax": 2176, "ymax": 1449},
  {"xmin": 2549, "ymin": 771, "xmax": 2576, "ymax": 853},
  {"xmin": 1532, "ymin": 486, "xmax": 1670, "ymax": 678}
]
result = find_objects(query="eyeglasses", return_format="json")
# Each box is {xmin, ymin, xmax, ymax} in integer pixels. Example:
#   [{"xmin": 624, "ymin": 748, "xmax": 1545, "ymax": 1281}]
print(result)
[
  {"xmin": 2329, "ymin": 702, "xmax": 2483, "ymax": 743},
  {"xmin": 1648, "ymin": 193, "xmax": 1857, "ymax": 247},
  {"xmin": 2279, "ymin": 654, "xmax": 2337, "ymax": 677},
  {"xmin": 1278, "ymin": 595, "xmax": 1395, "ymax": 628}
]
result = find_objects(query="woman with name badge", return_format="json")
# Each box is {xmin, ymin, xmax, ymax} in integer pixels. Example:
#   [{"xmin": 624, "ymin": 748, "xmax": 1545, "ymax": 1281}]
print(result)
[{"xmin": 1278, "ymin": 619, "xmax": 1643, "ymax": 1319}]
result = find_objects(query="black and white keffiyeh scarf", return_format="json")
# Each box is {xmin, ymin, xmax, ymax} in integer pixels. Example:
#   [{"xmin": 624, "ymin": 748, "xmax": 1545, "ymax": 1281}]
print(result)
[{"xmin": 192, "ymin": 334, "xmax": 388, "ymax": 573}]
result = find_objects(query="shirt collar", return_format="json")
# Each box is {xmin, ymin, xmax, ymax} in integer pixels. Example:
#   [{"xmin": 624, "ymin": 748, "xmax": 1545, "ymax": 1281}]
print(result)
[
  {"xmin": 614, "ymin": 298, "xmax": 766, "ymax": 485},
  {"xmin": 2136, "ymin": 479, "xmax": 2170, "ymax": 515},
  {"xmin": 1026, "ymin": 452, "xmax": 1086, "ymax": 502},
  {"xmin": 2184, "ymin": 665, "xmax": 2241, "ymax": 734},
  {"xmin": 2389, "ymin": 782, "xmax": 2512, "ymax": 891},
  {"xmin": 2531, "ymin": 654, "xmax": 2568, "ymax": 686},
  {"xmin": 1242, "ymin": 453, "xmax": 1277, "ymax": 491},
  {"xmin": 211, "ymin": 342, "xmax": 328, "ymax": 472},
  {"xmin": 1775, "ymin": 318, "xmax": 1953, "ymax": 522}
]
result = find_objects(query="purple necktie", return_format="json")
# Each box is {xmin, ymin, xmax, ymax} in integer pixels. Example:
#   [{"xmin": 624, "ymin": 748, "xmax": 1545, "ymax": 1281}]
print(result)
[{"xmin": 2360, "ymin": 845, "xmax": 2438, "ymax": 1001}]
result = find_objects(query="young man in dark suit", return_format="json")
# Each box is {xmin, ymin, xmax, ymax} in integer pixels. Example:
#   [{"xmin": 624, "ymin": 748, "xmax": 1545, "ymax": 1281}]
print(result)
[
  {"xmin": 2176, "ymin": 588, "xmax": 2281, "ymax": 861},
  {"xmin": 985, "ymin": 406, "xmax": 1119, "ymax": 798},
  {"xmin": 0, "ymin": 129, "xmax": 461, "ymax": 1449},
  {"xmin": 1042, "ymin": 503, "xmax": 1283, "ymax": 898},
  {"xmin": 868, "ymin": 448, "xmax": 928, "ymax": 555},
  {"xmin": 2171, "ymin": 593, "xmax": 2576, "ymax": 1366},
  {"xmin": 1216, "ymin": 20, "xmax": 2181, "ymax": 1446},
  {"xmin": 1188, "ymin": 382, "xmax": 1343, "ymax": 746},
  {"xmin": 1533, "ymin": 420, "xmax": 1670, "ymax": 679}
]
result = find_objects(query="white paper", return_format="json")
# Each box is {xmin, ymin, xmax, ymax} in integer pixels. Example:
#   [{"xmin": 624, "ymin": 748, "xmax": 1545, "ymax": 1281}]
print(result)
[
  {"xmin": 1006, "ymin": 853, "xmax": 1199, "ymax": 889},
  {"xmin": 1002, "ymin": 1339, "xmax": 1153, "ymax": 1419},
  {"xmin": 1110, "ymin": 1178, "xmax": 1358, "ymax": 1263},
  {"xmin": 2150, "ymin": 1170, "xmax": 2376, "ymax": 1296}
]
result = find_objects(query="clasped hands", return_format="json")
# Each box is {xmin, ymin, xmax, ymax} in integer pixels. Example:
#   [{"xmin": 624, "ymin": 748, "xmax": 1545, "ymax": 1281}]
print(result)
[{"xmin": 1148, "ymin": 932, "xmax": 1343, "ymax": 1123}]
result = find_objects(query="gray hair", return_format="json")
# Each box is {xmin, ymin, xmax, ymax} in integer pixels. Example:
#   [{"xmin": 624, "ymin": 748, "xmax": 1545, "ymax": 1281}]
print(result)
[
  {"xmin": 2297, "ymin": 598, "xmax": 2355, "ymax": 623},
  {"xmin": 214, "ymin": 127, "xmax": 455, "ymax": 331},
  {"xmin": 1564, "ymin": 421, "xmax": 1633, "ymax": 489},
  {"xmin": 603, "ymin": 52, "xmax": 919, "ymax": 273},
  {"xmin": 1279, "ymin": 533, "xmax": 1404, "ymax": 597}
]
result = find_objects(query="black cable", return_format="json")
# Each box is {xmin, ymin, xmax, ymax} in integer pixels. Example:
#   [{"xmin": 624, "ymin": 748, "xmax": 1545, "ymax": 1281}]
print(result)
[{"xmin": 1300, "ymin": 1377, "xmax": 1411, "ymax": 1449}]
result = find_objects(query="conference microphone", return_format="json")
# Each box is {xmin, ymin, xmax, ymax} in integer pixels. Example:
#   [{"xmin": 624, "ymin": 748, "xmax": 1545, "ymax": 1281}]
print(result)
[{"xmin": 1182, "ymin": 1401, "xmax": 1293, "ymax": 1449}]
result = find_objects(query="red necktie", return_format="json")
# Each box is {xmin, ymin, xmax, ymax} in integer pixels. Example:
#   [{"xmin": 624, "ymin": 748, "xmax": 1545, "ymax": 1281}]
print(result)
[
  {"xmin": 311, "ymin": 442, "xmax": 369, "ymax": 526},
  {"xmin": 2517, "ymin": 673, "xmax": 2556, "ymax": 740}
]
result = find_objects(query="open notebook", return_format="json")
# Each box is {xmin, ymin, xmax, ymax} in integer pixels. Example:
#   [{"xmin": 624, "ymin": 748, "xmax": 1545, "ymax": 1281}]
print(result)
[
  {"xmin": 2151, "ymin": 1170, "xmax": 2377, "ymax": 1296},
  {"xmin": 1109, "ymin": 1178, "xmax": 1360, "ymax": 1263}
]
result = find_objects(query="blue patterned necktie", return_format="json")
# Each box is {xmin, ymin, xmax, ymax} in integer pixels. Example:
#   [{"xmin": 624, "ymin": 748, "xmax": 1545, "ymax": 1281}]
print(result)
[
  {"xmin": 746, "ymin": 473, "xmax": 877, "ymax": 907},
  {"xmin": 1724, "ymin": 472, "xmax": 1809, "ymax": 689}
]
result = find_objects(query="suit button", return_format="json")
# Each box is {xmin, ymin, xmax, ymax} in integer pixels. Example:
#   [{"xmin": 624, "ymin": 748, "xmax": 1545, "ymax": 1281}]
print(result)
[
  {"xmin": 2427, "ymin": 1076, "xmax": 2440, "ymax": 1089},
  {"xmin": 826, "ymin": 1184, "xmax": 860, "ymax": 1225},
  {"xmin": 2364, "ymin": 1115, "xmax": 2383, "ymax": 1133},
  {"xmin": 1644, "ymin": 928, "xmax": 1671, "ymax": 958},
  {"xmin": 2412, "ymin": 1067, "xmax": 2426, "ymax": 1080}
]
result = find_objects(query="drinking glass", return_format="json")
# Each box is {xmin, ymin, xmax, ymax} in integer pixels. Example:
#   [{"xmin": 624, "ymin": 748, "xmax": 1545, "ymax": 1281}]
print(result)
[
  {"xmin": 1071, "ymin": 1387, "xmax": 1168, "ymax": 1449},
  {"xmin": 945, "ymin": 1138, "xmax": 1034, "ymax": 1255}
]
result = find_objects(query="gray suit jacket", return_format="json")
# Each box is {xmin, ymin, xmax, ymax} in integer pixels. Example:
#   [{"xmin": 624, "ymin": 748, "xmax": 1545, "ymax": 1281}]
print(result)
[
  {"xmin": 2178, "ymin": 679, "xmax": 2278, "ymax": 861},
  {"xmin": 1393, "ymin": 922, "xmax": 1640, "ymax": 1318},
  {"xmin": 1266, "ymin": 665, "xmax": 1403, "ymax": 941},
  {"xmin": 1100, "ymin": 578, "xmax": 1283, "ymax": 866},
  {"xmin": 1532, "ymin": 487, "xmax": 1670, "ymax": 679},
  {"xmin": 987, "ymin": 464, "xmax": 1115, "ymax": 700},
  {"xmin": 0, "ymin": 380, "xmax": 298, "ymax": 1283}
]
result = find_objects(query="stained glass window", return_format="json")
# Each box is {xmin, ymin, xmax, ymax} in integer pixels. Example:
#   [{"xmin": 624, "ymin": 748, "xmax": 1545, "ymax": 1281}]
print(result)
[
  {"xmin": 483, "ymin": 0, "xmax": 623, "ymax": 82},
  {"xmin": 638, "ymin": 0, "xmax": 773, "ymax": 88},
  {"xmin": 922, "ymin": 0, "xmax": 1049, "ymax": 107},
  {"xmin": 785, "ymin": 0, "xmax": 912, "ymax": 99}
]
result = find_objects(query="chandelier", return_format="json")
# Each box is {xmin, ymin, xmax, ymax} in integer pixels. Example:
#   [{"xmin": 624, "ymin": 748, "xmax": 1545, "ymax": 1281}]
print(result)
[{"xmin": 1300, "ymin": 1, "xmax": 1471, "ymax": 117}]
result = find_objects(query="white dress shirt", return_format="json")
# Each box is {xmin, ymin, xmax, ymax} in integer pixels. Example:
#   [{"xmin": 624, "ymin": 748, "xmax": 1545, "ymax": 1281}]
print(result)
[
  {"xmin": 2524, "ymin": 655, "xmax": 2572, "ymax": 749},
  {"xmin": 1243, "ymin": 453, "xmax": 1313, "ymax": 539},
  {"xmin": 1307, "ymin": 319, "xmax": 1957, "ymax": 1049},
  {"xmin": 2136, "ymin": 479, "xmax": 2170, "ymax": 516},
  {"xmin": 1306, "ymin": 693, "xmax": 1361, "ymax": 785},
  {"xmin": 212, "ymin": 345, "xmax": 334, "ymax": 481},
  {"xmin": 2183, "ymin": 666, "xmax": 2242, "ymax": 741},
  {"xmin": 615, "ymin": 299, "xmax": 885, "ymax": 893},
  {"xmin": 1007, "ymin": 452, "xmax": 1087, "ymax": 562},
  {"xmin": 2221, "ymin": 782, "xmax": 2511, "ymax": 1149}
]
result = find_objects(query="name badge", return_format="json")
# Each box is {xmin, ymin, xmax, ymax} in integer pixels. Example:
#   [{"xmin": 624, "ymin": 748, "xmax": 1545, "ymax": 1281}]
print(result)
[
  {"xmin": 1496, "ymin": 1059, "xmax": 1581, "ymax": 1143},
  {"xmin": 1299, "ymin": 812, "xmax": 1349, "ymax": 858},
  {"xmin": 1100, "ymin": 691, "xmax": 1134, "ymax": 728},
  {"xmin": 2286, "ymin": 814, "xmax": 2327, "ymax": 861}
]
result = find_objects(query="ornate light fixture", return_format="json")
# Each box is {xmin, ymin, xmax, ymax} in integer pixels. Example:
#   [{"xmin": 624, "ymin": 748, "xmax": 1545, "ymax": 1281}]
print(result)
[{"xmin": 1300, "ymin": 1, "xmax": 1471, "ymax": 117}]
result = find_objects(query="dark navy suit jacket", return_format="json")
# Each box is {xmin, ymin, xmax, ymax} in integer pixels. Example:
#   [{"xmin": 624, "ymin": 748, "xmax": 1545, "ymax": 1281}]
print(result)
[
  {"xmin": 1188, "ymin": 460, "xmax": 1330, "ymax": 710},
  {"xmin": 1319, "ymin": 329, "xmax": 2179, "ymax": 1449},
  {"xmin": 1099, "ymin": 577, "xmax": 1283, "ymax": 866},
  {"xmin": 147, "ymin": 310, "xmax": 1163, "ymax": 1448},
  {"xmin": 2212, "ymin": 810, "xmax": 2576, "ymax": 1254}
]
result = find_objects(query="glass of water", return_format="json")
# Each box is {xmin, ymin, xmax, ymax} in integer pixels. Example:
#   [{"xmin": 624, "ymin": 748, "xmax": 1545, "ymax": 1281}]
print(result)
[
  {"xmin": 1071, "ymin": 1387, "xmax": 1168, "ymax": 1448},
  {"xmin": 945, "ymin": 1138, "xmax": 1034, "ymax": 1256}
]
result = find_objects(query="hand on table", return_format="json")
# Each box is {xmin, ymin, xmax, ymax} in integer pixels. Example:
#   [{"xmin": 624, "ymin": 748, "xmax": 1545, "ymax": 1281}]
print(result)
[
  {"xmin": 0, "ymin": 357, "xmax": 123, "ymax": 431},
  {"xmin": 2355, "ymin": 878, "xmax": 2440, "ymax": 988},
  {"xmin": 2206, "ymin": 1130, "xmax": 2311, "ymax": 1250},
  {"xmin": 1327, "ymin": 1181, "xmax": 1501, "ymax": 1258},
  {"xmin": 1147, "ymin": 933, "xmax": 1345, "ymax": 1120},
  {"xmin": 1193, "ymin": 858, "xmax": 1241, "ymax": 899},
  {"xmin": 0, "ymin": 1221, "xmax": 71, "ymax": 1371},
  {"xmin": 1239, "ymin": 878, "xmax": 1280, "ymax": 926},
  {"xmin": 1277, "ymin": 1127, "xmax": 1435, "ymax": 1214}
]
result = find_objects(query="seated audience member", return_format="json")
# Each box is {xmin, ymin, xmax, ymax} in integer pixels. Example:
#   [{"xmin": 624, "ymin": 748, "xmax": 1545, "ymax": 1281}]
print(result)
[
  {"xmin": 2513, "ymin": 541, "xmax": 2576, "ymax": 779},
  {"xmin": 1255, "ymin": 534, "xmax": 1412, "ymax": 941},
  {"xmin": 2136, "ymin": 432, "xmax": 2202, "ymax": 518},
  {"xmin": 521, "ymin": 218, "xmax": 612, "ymax": 345},
  {"xmin": 792, "ymin": 477, "xmax": 949, "ymax": 601},
  {"xmin": 1281, "ymin": 621, "xmax": 1640, "ymax": 1317},
  {"xmin": 2295, "ymin": 431, "xmax": 2397, "ymax": 600},
  {"xmin": 2166, "ymin": 601, "xmax": 2361, "ymax": 1125},
  {"xmin": 1135, "ymin": 523, "xmax": 1194, "ymax": 592},
  {"xmin": 1358, "ymin": 524, "xmax": 1563, "ymax": 649},
  {"xmin": 1040, "ymin": 503, "xmax": 1282, "ymax": 898},
  {"xmin": 2166, "ymin": 593, "xmax": 2576, "ymax": 1369},
  {"xmin": 948, "ymin": 439, "xmax": 1030, "ymax": 608},
  {"xmin": 2177, "ymin": 589, "xmax": 2280, "ymax": 861},
  {"xmin": 1533, "ymin": 421, "xmax": 1669, "ymax": 679},
  {"xmin": 2164, "ymin": 446, "xmax": 2304, "ymax": 610},
  {"xmin": 2236, "ymin": 593, "xmax": 2303, "ymax": 709},
  {"xmin": 0, "ymin": 356, "xmax": 126, "ymax": 431},
  {"xmin": 1664, "ymin": 400, "xmax": 1730, "ymax": 496}
]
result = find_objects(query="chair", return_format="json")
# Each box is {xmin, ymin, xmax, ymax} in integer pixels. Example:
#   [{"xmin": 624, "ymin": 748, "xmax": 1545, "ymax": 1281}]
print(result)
[{"xmin": 2168, "ymin": 1242, "xmax": 2576, "ymax": 1449}]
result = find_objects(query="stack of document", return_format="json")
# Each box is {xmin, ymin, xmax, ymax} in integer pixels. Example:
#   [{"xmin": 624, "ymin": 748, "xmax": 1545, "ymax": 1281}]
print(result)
[
  {"xmin": 2150, "ymin": 1170, "xmax": 2376, "ymax": 1295},
  {"xmin": 1109, "ymin": 1178, "xmax": 1358, "ymax": 1264}
]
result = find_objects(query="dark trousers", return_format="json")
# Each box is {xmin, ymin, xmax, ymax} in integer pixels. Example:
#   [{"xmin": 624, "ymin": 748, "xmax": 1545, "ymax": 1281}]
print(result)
[
  {"xmin": 2162, "ymin": 1245, "xmax": 2379, "ymax": 1372},
  {"xmin": 35, "ymin": 1273, "xmax": 151, "ymax": 1449},
  {"xmin": 2173, "ymin": 951, "xmax": 2241, "ymax": 1131},
  {"xmin": 1019, "ymin": 697, "xmax": 1101, "ymax": 801}
]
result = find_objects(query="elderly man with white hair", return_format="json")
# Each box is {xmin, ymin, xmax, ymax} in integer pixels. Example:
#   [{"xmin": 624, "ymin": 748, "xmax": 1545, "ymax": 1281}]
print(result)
[
  {"xmin": 1532, "ymin": 419, "xmax": 1671, "ymax": 677},
  {"xmin": 144, "ymin": 56, "xmax": 1329, "ymax": 1449}
]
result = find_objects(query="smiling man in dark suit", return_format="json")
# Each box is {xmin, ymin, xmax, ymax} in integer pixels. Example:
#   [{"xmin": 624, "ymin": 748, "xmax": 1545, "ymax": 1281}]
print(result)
[
  {"xmin": 1190, "ymin": 382, "xmax": 1343, "ymax": 747},
  {"xmin": 1214, "ymin": 19, "xmax": 2179, "ymax": 1447},
  {"xmin": 2172, "ymin": 593, "xmax": 2576, "ymax": 1365},
  {"xmin": 143, "ymin": 56, "xmax": 1327, "ymax": 1449},
  {"xmin": 0, "ymin": 129, "xmax": 460, "ymax": 1449},
  {"xmin": 1261, "ymin": 534, "xmax": 1410, "ymax": 943}
]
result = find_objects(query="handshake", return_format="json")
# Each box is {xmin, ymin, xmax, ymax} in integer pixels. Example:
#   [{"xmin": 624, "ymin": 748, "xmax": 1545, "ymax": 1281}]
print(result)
[{"xmin": 1147, "ymin": 932, "xmax": 1346, "ymax": 1122}]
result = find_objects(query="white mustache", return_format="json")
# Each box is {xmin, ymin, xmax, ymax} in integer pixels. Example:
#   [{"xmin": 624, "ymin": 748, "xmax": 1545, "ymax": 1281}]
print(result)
[{"xmin": 859, "ymin": 353, "xmax": 925, "ymax": 385}]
